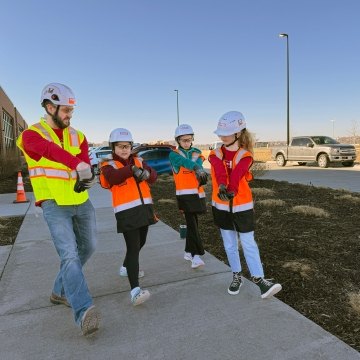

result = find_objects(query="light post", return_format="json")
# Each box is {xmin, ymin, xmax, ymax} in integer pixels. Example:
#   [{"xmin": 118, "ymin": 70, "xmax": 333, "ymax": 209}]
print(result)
[
  {"xmin": 330, "ymin": 119, "xmax": 335, "ymax": 138},
  {"xmin": 174, "ymin": 89, "xmax": 179, "ymax": 126},
  {"xmin": 279, "ymin": 33, "xmax": 290, "ymax": 146}
]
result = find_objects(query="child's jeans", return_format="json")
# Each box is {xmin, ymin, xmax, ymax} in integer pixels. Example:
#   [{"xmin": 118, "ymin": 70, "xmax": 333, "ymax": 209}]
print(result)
[{"xmin": 220, "ymin": 229, "xmax": 264, "ymax": 277}]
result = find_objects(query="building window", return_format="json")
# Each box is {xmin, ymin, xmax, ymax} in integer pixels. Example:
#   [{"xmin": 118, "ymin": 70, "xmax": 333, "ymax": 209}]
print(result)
[{"xmin": 2, "ymin": 110, "xmax": 15, "ymax": 149}]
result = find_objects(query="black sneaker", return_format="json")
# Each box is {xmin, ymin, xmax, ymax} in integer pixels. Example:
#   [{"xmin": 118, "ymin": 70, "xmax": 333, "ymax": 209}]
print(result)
[
  {"xmin": 252, "ymin": 277, "xmax": 282, "ymax": 299},
  {"xmin": 228, "ymin": 272, "xmax": 242, "ymax": 295}
]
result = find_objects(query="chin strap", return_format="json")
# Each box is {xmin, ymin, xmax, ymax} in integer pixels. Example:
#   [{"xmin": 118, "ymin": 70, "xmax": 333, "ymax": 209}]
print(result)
[{"xmin": 225, "ymin": 134, "xmax": 238, "ymax": 147}]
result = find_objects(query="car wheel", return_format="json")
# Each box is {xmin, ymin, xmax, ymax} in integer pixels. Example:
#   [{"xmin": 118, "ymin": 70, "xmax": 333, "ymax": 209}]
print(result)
[
  {"xmin": 317, "ymin": 154, "xmax": 329, "ymax": 168},
  {"xmin": 298, "ymin": 162, "xmax": 307, "ymax": 166},
  {"xmin": 342, "ymin": 161, "xmax": 354, "ymax": 167},
  {"xmin": 276, "ymin": 154, "xmax": 286, "ymax": 167}
]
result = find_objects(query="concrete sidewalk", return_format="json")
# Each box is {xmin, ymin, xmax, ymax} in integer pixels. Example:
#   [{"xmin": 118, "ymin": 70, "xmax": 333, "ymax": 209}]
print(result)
[{"xmin": 0, "ymin": 185, "xmax": 359, "ymax": 360}]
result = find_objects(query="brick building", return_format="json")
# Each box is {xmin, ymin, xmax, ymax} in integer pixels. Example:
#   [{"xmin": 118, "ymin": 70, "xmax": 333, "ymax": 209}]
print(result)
[{"xmin": 0, "ymin": 86, "xmax": 28, "ymax": 176}]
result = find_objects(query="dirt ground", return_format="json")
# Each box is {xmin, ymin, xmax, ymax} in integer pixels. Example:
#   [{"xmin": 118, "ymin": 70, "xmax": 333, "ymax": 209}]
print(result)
[{"xmin": 0, "ymin": 172, "xmax": 359, "ymax": 352}]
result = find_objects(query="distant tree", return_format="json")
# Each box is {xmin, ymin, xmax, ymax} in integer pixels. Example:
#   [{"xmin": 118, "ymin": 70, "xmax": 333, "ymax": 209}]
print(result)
[{"xmin": 348, "ymin": 120, "xmax": 359, "ymax": 144}]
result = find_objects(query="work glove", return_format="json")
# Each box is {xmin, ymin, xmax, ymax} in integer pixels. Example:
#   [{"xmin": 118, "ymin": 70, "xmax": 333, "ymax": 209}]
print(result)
[
  {"xmin": 76, "ymin": 163, "xmax": 93, "ymax": 181},
  {"xmin": 193, "ymin": 165, "xmax": 208, "ymax": 186},
  {"xmin": 217, "ymin": 184, "xmax": 234, "ymax": 201},
  {"xmin": 74, "ymin": 167, "xmax": 97, "ymax": 193},
  {"xmin": 132, "ymin": 166, "xmax": 150, "ymax": 182}
]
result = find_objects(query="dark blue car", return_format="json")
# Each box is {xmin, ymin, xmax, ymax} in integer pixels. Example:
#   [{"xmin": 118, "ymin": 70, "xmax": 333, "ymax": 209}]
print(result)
[{"xmin": 135, "ymin": 146, "xmax": 173, "ymax": 175}]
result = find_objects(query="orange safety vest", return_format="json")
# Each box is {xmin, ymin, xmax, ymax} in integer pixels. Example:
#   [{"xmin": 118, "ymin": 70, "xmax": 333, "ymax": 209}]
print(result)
[
  {"xmin": 99, "ymin": 157, "xmax": 153, "ymax": 213},
  {"xmin": 172, "ymin": 149, "xmax": 205, "ymax": 199},
  {"xmin": 210, "ymin": 147, "xmax": 253, "ymax": 213}
]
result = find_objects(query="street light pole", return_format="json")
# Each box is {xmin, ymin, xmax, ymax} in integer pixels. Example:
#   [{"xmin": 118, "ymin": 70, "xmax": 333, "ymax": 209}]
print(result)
[
  {"xmin": 279, "ymin": 33, "xmax": 290, "ymax": 146},
  {"xmin": 174, "ymin": 89, "xmax": 179, "ymax": 126},
  {"xmin": 330, "ymin": 119, "xmax": 335, "ymax": 138}
]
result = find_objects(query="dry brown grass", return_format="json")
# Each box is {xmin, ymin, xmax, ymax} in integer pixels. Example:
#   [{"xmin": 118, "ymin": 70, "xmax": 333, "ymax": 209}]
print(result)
[
  {"xmin": 257, "ymin": 199, "xmax": 286, "ymax": 207},
  {"xmin": 292, "ymin": 205, "xmax": 329, "ymax": 218},
  {"xmin": 282, "ymin": 260, "xmax": 313, "ymax": 279},
  {"xmin": 336, "ymin": 194, "xmax": 360, "ymax": 204},
  {"xmin": 158, "ymin": 198, "xmax": 176, "ymax": 204},
  {"xmin": 348, "ymin": 293, "xmax": 360, "ymax": 315},
  {"xmin": 252, "ymin": 188, "xmax": 275, "ymax": 197}
]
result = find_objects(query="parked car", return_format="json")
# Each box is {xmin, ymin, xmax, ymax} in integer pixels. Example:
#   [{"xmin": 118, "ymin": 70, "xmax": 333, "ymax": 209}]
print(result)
[
  {"xmin": 133, "ymin": 144, "xmax": 174, "ymax": 175},
  {"xmin": 209, "ymin": 141, "xmax": 223, "ymax": 150},
  {"xmin": 89, "ymin": 149, "xmax": 112, "ymax": 174},
  {"xmin": 271, "ymin": 136, "xmax": 357, "ymax": 168}
]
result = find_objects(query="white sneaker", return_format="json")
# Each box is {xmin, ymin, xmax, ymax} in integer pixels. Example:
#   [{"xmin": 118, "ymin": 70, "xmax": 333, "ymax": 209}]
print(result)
[
  {"xmin": 119, "ymin": 266, "xmax": 145, "ymax": 278},
  {"xmin": 131, "ymin": 288, "xmax": 151, "ymax": 306},
  {"xmin": 191, "ymin": 255, "xmax": 205, "ymax": 269},
  {"xmin": 184, "ymin": 252, "xmax": 193, "ymax": 261}
]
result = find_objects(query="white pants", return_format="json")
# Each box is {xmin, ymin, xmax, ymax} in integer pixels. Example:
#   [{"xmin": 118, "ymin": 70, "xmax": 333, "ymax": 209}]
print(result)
[{"xmin": 220, "ymin": 229, "xmax": 264, "ymax": 277}]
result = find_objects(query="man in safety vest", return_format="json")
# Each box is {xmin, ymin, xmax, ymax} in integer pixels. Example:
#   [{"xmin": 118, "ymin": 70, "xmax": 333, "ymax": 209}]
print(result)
[
  {"xmin": 17, "ymin": 83, "xmax": 100, "ymax": 336},
  {"xmin": 209, "ymin": 111, "xmax": 282, "ymax": 299}
]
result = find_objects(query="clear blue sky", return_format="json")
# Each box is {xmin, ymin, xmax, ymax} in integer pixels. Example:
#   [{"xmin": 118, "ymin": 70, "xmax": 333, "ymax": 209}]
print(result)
[{"xmin": 1, "ymin": 0, "xmax": 359, "ymax": 144}]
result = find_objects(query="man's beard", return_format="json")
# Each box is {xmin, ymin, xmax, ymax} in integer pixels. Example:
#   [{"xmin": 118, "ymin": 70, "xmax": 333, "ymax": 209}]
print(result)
[{"xmin": 52, "ymin": 115, "xmax": 69, "ymax": 129}]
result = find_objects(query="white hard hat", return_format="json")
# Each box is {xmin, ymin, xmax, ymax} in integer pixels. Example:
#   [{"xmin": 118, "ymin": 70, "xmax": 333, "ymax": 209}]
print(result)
[
  {"xmin": 41, "ymin": 83, "xmax": 76, "ymax": 106},
  {"xmin": 109, "ymin": 128, "xmax": 134, "ymax": 143},
  {"xmin": 213, "ymin": 111, "xmax": 246, "ymax": 136},
  {"xmin": 174, "ymin": 124, "xmax": 194, "ymax": 138}
]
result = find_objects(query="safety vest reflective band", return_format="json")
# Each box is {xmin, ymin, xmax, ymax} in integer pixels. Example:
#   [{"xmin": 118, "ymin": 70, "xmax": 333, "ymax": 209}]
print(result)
[
  {"xmin": 16, "ymin": 118, "xmax": 88, "ymax": 205},
  {"xmin": 210, "ymin": 147, "xmax": 253, "ymax": 213},
  {"xmin": 29, "ymin": 167, "xmax": 78, "ymax": 180},
  {"xmin": 100, "ymin": 157, "xmax": 153, "ymax": 214},
  {"xmin": 172, "ymin": 149, "xmax": 205, "ymax": 198}
]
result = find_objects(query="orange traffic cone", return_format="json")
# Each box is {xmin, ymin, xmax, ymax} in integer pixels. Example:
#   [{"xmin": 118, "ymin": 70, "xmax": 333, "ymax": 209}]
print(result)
[{"xmin": 13, "ymin": 171, "xmax": 29, "ymax": 203}]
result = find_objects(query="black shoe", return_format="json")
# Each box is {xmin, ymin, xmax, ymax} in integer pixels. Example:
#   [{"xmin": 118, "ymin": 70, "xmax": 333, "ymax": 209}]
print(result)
[
  {"xmin": 228, "ymin": 272, "xmax": 242, "ymax": 295},
  {"xmin": 252, "ymin": 277, "xmax": 282, "ymax": 299}
]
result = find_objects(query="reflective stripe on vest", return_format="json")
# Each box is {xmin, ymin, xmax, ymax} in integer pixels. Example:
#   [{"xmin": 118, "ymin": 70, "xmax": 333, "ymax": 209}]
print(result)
[
  {"xmin": 29, "ymin": 167, "xmax": 77, "ymax": 180},
  {"xmin": 114, "ymin": 197, "xmax": 153, "ymax": 212}
]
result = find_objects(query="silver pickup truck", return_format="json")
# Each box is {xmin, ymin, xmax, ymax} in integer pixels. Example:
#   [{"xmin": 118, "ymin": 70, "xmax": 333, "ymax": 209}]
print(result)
[{"xmin": 271, "ymin": 136, "xmax": 357, "ymax": 168}]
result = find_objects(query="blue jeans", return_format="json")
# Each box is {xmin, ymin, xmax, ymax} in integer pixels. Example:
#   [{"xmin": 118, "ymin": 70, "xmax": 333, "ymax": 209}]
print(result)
[
  {"xmin": 220, "ymin": 229, "xmax": 264, "ymax": 277},
  {"xmin": 41, "ymin": 199, "xmax": 97, "ymax": 325}
]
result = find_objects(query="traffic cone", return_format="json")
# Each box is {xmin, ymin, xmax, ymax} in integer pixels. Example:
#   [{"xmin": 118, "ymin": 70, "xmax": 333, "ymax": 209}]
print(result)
[{"xmin": 13, "ymin": 171, "xmax": 29, "ymax": 203}]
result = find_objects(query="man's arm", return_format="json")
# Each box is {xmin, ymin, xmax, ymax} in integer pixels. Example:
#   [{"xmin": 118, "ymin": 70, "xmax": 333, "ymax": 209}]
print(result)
[{"xmin": 22, "ymin": 129, "xmax": 84, "ymax": 169}]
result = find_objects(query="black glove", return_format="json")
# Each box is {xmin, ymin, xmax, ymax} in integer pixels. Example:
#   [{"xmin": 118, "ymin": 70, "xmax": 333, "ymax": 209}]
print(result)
[
  {"xmin": 193, "ymin": 165, "xmax": 208, "ymax": 186},
  {"xmin": 132, "ymin": 165, "xmax": 150, "ymax": 182},
  {"xmin": 217, "ymin": 184, "xmax": 234, "ymax": 201},
  {"xmin": 74, "ymin": 168, "xmax": 96, "ymax": 193},
  {"xmin": 137, "ymin": 169, "xmax": 150, "ymax": 182}
]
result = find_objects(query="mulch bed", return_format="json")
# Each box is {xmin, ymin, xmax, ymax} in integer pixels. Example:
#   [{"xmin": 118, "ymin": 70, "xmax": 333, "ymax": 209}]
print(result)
[{"xmin": 151, "ymin": 174, "xmax": 360, "ymax": 352}]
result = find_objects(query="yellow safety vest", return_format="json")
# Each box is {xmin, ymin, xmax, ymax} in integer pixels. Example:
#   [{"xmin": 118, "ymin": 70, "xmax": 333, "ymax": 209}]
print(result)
[{"xmin": 17, "ymin": 118, "xmax": 88, "ymax": 205}]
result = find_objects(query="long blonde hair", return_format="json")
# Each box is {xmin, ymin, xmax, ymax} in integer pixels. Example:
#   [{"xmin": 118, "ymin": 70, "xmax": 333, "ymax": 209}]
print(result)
[{"xmin": 237, "ymin": 129, "xmax": 254, "ymax": 154}]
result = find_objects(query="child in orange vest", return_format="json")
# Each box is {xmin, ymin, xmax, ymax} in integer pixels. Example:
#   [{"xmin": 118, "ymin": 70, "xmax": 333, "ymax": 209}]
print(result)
[
  {"xmin": 169, "ymin": 124, "xmax": 208, "ymax": 269},
  {"xmin": 100, "ymin": 128, "xmax": 157, "ymax": 306},
  {"xmin": 209, "ymin": 111, "xmax": 282, "ymax": 299}
]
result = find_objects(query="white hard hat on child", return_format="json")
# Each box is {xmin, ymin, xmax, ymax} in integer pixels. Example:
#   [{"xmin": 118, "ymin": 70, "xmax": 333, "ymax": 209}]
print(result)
[
  {"xmin": 214, "ymin": 111, "xmax": 246, "ymax": 136},
  {"xmin": 109, "ymin": 128, "xmax": 134, "ymax": 143},
  {"xmin": 41, "ymin": 83, "xmax": 76, "ymax": 106},
  {"xmin": 174, "ymin": 124, "xmax": 194, "ymax": 138}
]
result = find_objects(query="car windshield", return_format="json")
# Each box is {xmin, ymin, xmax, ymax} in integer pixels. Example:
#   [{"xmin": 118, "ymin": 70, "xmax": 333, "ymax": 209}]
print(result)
[{"xmin": 311, "ymin": 136, "xmax": 339, "ymax": 145}]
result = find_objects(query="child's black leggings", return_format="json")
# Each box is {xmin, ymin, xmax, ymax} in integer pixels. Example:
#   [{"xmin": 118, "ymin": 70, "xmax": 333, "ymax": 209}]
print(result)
[
  {"xmin": 184, "ymin": 212, "xmax": 205, "ymax": 256},
  {"xmin": 123, "ymin": 225, "xmax": 148, "ymax": 289}
]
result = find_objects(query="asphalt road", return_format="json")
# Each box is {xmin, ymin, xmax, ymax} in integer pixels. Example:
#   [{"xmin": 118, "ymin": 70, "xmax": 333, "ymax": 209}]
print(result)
[{"xmin": 260, "ymin": 162, "xmax": 360, "ymax": 193}]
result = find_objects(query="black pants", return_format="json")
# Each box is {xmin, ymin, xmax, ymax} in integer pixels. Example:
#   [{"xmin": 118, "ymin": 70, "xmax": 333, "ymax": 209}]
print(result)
[
  {"xmin": 184, "ymin": 212, "xmax": 204, "ymax": 256},
  {"xmin": 123, "ymin": 225, "xmax": 148, "ymax": 289}
]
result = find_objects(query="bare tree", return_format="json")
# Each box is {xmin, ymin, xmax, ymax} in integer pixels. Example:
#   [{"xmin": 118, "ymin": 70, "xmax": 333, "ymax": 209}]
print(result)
[{"xmin": 348, "ymin": 120, "xmax": 359, "ymax": 144}]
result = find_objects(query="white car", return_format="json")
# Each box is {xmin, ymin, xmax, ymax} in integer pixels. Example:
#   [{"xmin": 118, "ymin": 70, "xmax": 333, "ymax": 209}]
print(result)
[{"xmin": 89, "ymin": 148, "xmax": 112, "ymax": 174}]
